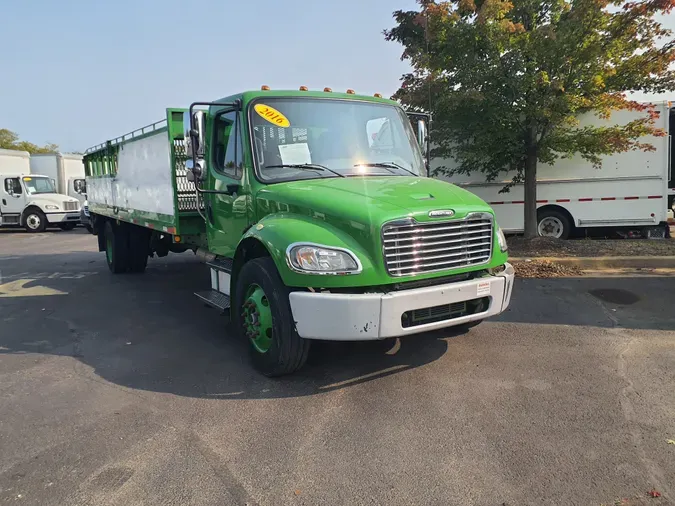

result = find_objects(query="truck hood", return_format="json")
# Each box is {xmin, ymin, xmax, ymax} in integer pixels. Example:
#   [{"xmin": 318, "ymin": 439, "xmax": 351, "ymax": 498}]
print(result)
[
  {"xmin": 257, "ymin": 176, "xmax": 491, "ymax": 225},
  {"xmin": 30, "ymin": 193, "xmax": 80, "ymax": 209},
  {"xmin": 255, "ymin": 176, "xmax": 494, "ymax": 256}
]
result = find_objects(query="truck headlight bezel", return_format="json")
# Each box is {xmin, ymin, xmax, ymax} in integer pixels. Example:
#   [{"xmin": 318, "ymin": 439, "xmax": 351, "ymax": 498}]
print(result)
[
  {"xmin": 286, "ymin": 243, "xmax": 362, "ymax": 275},
  {"xmin": 497, "ymin": 225, "xmax": 508, "ymax": 253},
  {"xmin": 44, "ymin": 205, "xmax": 59, "ymax": 210}
]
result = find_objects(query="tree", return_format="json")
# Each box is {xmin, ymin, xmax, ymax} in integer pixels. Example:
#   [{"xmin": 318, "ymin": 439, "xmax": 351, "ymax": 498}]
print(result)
[
  {"xmin": 0, "ymin": 128, "xmax": 58, "ymax": 154},
  {"xmin": 385, "ymin": 0, "xmax": 675, "ymax": 238}
]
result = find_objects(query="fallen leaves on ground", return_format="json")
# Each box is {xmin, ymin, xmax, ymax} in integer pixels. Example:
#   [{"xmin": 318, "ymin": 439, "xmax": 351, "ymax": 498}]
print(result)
[
  {"xmin": 647, "ymin": 490, "xmax": 661, "ymax": 498},
  {"xmin": 513, "ymin": 259, "xmax": 583, "ymax": 278},
  {"xmin": 509, "ymin": 236, "xmax": 675, "ymax": 258}
]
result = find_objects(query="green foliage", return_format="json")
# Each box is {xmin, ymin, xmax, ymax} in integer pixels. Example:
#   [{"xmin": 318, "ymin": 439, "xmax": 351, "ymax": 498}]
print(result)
[
  {"xmin": 0, "ymin": 128, "xmax": 58, "ymax": 154},
  {"xmin": 385, "ymin": 0, "xmax": 675, "ymax": 236}
]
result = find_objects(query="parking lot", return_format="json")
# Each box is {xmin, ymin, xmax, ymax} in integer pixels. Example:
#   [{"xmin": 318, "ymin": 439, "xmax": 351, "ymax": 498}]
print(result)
[{"xmin": 1, "ymin": 228, "xmax": 674, "ymax": 505}]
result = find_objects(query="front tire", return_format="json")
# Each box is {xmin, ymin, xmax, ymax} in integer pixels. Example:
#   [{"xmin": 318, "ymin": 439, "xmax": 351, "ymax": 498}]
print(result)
[
  {"xmin": 23, "ymin": 210, "xmax": 47, "ymax": 233},
  {"xmin": 58, "ymin": 223, "xmax": 76, "ymax": 231},
  {"xmin": 234, "ymin": 257, "xmax": 310, "ymax": 376},
  {"xmin": 104, "ymin": 221, "xmax": 130, "ymax": 274}
]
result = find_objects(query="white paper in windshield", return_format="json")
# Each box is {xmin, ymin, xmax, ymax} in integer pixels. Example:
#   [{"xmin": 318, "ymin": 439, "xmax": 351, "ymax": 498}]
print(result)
[{"xmin": 278, "ymin": 143, "xmax": 312, "ymax": 165}]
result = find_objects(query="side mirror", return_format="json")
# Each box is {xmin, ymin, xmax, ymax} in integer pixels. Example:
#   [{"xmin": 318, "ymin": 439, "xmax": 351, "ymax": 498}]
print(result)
[
  {"xmin": 417, "ymin": 119, "xmax": 427, "ymax": 152},
  {"xmin": 184, "ymin": 110, "xmax": 206, "ymax": 160},
  {"xmin": 74, "ymin": 179, "xmax": 86, "ymax": 194},
  {"xmin": 186, "ymin": 158, "xmax": 205, "ymax": 182},
  {"xmin": 417, "ymin": 118, "xmax": 430, "ymax": 173}
]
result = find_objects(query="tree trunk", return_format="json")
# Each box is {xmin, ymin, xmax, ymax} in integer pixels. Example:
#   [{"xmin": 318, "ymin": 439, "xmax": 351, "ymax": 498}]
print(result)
[{"xmin": 523, "ymin": 127, "xmax": 538, "ymax": 239}]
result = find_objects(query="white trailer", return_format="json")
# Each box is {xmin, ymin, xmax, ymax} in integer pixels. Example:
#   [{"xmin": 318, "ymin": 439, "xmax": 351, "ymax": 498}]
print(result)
[
  {"xmin": 433, "ymin": 101, "xmax": 673, "ymax": 238},
  {"xmin": 29, "ymin": 153, "xmax": 86, "ymax": 205},
  {"xmin": 1, "ymin": 148, "xmax": 81, "ymax": 232}
]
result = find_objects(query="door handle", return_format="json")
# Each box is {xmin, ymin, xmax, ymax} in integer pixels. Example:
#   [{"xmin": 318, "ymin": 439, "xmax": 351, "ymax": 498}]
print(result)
[{"xmin": 2, "ymin": 199, "xmax": 6, "ymax": 206}]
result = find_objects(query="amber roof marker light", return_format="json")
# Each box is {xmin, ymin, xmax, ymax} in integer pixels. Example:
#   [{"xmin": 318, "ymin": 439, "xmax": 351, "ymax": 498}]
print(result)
[{"xmin": 261, "ymin": 85, "xmax": 270, "ymax": 91}]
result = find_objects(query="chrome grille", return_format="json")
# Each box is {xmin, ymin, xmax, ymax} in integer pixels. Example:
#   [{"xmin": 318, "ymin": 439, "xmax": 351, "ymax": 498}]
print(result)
[
  {"xmin": 382, "ymin": 213, "xmax": 493, "ymax": 277},
  {"xmin": 63, "ymin": 201, "xmax": 79, "ymax": 211}
]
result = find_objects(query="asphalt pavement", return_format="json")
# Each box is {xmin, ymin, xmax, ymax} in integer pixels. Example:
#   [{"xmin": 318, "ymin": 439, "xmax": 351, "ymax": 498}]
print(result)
[{"xmin": 1, "ymin": 228, "xmax": 674, "ymax": 505}]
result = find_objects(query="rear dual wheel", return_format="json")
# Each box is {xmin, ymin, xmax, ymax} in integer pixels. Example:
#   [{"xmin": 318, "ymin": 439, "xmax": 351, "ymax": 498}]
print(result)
[
  {"xmin": 104, "ymin": 221, "xmax": 150, "ymax": 274},
  {"xmin": 235, "ymin": 257, "xmax": 310, "ymax": 377},
  {"xmin": 537, "ymin": 209, "xmax": 572, "ymax": 239}
]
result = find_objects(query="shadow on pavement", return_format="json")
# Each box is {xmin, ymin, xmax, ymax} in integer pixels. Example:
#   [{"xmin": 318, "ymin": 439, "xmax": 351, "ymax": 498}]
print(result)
[
  {"xmin": 1, "ymin": 250, "xmax": 673, "ymax": 400},
  {"xmin": 0, "ymin": 252, "xmax": 457, "ymax": 400}
]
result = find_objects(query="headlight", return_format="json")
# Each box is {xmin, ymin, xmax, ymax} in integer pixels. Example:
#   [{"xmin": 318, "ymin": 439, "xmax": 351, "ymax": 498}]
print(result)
[
  {"xmin": 497, "ymin": 225, "xmax": 508, "ymax": 252},
  {"xmin": 287, "ymin": 243, "xmax": 361, "ymax": 274},
  {"xmin": 45, "ymin": 205, "xmax": 59, "ymax": 210}
]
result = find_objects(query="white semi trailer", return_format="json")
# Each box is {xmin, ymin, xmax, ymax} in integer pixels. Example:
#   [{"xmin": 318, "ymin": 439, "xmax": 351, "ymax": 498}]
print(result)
[{"xmin": 432, "ymin": 101, "xmax": 673, "ymax": 238}]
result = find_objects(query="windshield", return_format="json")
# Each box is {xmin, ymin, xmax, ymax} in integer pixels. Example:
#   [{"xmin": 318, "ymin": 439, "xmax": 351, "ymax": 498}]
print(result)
[
  {"xmin": 249, "ymin": 98, "xmax": 425, "ymax": 182},
  {"xmin": 23, "ymin": 177, "xmax": 56, "ymax": 195}
]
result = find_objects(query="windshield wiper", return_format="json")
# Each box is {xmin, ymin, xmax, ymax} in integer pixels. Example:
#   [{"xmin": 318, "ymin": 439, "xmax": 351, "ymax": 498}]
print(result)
[
  {"xmin": 265, "ymin": 163, "xmax": 345, "ymax": 178},
  {"xmin": 353, "ymin": 162, "xmax": 418, "ymax": 177}
]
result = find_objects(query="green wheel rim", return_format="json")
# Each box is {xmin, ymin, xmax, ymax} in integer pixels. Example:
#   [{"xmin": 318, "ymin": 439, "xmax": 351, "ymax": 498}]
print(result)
[
  {"xmin": 242, "ymin": 283, "xmax": 273, "ymax": 353},
  {"xmin": 106, "ymin": 235, "xmax": 113, "ymax": 264}
]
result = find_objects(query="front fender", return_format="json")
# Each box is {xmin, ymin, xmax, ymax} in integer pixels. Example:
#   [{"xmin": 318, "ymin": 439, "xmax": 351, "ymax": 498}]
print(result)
[{"xmin": 240, "ymin": 213, "xmax": 378, "ymax": 288}]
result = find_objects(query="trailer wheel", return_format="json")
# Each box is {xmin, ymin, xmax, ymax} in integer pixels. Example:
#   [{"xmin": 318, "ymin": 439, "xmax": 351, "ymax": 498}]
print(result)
[
  {"xmin": 537, "ymin": 209, "xmax": 572, "ymax": 239},
  {"xmin": 104, "ymin": 221, "xmax": 130, "ymax": 274},
  {"xmin": 127, "ymin": 226, "xmax": 150, "ymax": 273},
  {"xmin": 234, "ymin": 257, "xmax": 310, "ymax": 376},
  {"xmin": 23, "ymin": 209, "xmax": 47, "ymax": 233}
]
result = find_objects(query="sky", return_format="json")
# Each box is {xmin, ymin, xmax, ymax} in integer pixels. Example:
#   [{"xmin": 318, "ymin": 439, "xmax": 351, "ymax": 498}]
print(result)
[
  {"xmin": 1, "ymin": 1, "xmax": 672, "ymax": 153},
  {"xmin": 0, "ymin": 0, "xmax": 419, "ymax": 152}
]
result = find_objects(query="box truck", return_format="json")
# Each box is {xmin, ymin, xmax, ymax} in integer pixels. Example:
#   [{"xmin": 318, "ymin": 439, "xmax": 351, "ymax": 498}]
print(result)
[
  {"xmin": 84, "ymin": 87, "xmax": 514, "ymax": 376},
  {"xmin": 432, "ymin": 101, "xmax": 673, "ymax": 238},
  {"xmin": 30, "ymin": 153, "xmax": 87, "ymax": 205},
  {"xmin": 0, "ymin": 148, "xmax": 81, "ymax": 232}
]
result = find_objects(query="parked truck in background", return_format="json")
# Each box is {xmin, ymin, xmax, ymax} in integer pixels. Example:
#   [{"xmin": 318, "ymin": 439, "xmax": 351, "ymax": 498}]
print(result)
[
  {"xmin": 30, "ymin": 152, "xmax": 87, "ymax": 206},
  {"xmin": 84, "ymin": 87, "xmax": 514, "ymax": 376},
  {"xmin": 0, "ymin": 148, "xmax": 81, "ymax": 232},
  {"xmin": 431, "ymin": 101, "xmax": 673, "ymax": 238}
]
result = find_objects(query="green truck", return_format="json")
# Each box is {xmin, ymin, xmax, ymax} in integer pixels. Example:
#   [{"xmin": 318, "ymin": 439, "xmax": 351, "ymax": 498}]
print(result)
[{"xmin": 84, "ymin": 87, "xmax": 514, "ymax": 376}]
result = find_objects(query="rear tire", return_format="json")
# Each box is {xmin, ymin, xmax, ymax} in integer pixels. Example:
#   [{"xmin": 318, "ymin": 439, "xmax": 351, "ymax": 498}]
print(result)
[
  {"xmin": 234, "ymin": 257, "xmax": 310, "ymax": 376},
  {"xmin": 104, "ymin": 221, "xmax": 130, "ymax": 274},
  {"xmin": 58, "ymin": 223, "xmax": 76, "ymax": 231},
  {"xmin": 23, "ymin": 210, "xmax": 47, "ymax": 233},
  {"xmin": 127, "ymin": 226, "xmax": 150, "ymax": 273},
  {"xmin": 537, "ymin": 209, "xmax": 572, "ymax": 239}
]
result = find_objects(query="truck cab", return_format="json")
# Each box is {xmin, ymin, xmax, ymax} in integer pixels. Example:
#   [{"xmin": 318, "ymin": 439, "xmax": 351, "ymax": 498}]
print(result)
[
  {"xmin": 1, "ymin": 172, "xmax": 81, "ymax": 232},
  {"xmin": 84, "ymin": 88, "xmax": 514, "ymax": 375}
]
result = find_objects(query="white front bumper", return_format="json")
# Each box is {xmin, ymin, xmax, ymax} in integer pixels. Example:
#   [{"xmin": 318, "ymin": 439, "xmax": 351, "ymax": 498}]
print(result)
[
  {"xmin": 46, "ymin": 212, "xmax": 80, "ymax": 224},
  {"xmin": 289, "ymin": 263, "xmax": 515, "ymax": 341}
]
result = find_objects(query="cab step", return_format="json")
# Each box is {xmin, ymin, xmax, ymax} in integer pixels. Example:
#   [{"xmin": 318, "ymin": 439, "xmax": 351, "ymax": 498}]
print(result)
[
  {"xmin": 206, "ymin": 258, "xmax": 233, "ymax": 273},
  {"xmin": 206, "ymin": 257, "xmax": 233, "ymax": 297},
  {"xmin": 195, "ymin": 290, "xmax": 231, "ymax": 312}
]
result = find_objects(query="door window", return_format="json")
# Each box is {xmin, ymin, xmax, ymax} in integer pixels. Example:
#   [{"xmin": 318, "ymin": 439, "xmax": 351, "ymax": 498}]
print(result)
[
  {"xmin": 4, "ymin": 178, "xmax": 22, "ymax": 195},
  {"xmin": 213, "ymin": 110, "xmax": 243, "ymax": 178}
]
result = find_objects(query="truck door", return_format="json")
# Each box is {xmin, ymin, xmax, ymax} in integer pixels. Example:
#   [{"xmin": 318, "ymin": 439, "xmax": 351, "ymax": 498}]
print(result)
[
  {"xmin": 1, "ymin": 177, "xmax": 25, "ymax": 225},
  {"xmin": 205, "ymin": 109, "xmax": 250, "ymax": 257}
]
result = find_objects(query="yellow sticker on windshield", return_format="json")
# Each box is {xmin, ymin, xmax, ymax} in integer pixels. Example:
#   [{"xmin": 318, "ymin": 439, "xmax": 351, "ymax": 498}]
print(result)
[
  {"xmin": 254, "ymin": 104, "xmax": 290, "ymax": 128},
  {"xmin": 23, "ymin": 177, "xmax": 32, "ymax": 181}
]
